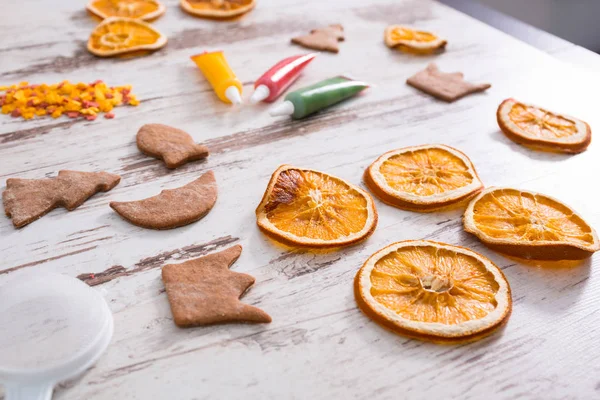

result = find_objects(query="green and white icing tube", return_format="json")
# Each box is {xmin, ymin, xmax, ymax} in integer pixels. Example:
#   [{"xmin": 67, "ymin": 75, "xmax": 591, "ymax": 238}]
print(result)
[{"xmin": 269, "ymin": 76, "xmax": 369, "ymax": 119}]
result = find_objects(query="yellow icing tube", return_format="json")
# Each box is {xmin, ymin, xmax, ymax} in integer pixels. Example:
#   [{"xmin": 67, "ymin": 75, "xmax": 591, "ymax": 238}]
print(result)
[{"xmin": 190, "ymin": 51, "xmax": 243, "ymax": 105}]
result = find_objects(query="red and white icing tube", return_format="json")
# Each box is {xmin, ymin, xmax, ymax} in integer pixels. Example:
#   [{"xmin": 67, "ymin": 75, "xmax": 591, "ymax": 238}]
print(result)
[{"xmin": 250, "ymin": 53, "xmax": 317, "ymax": 104}]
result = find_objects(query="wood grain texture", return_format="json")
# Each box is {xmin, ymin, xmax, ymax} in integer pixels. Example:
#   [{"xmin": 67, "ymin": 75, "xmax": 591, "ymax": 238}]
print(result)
[{"xmin": 1, "ymin": 0, "xmax": 600, "ymax": 399}]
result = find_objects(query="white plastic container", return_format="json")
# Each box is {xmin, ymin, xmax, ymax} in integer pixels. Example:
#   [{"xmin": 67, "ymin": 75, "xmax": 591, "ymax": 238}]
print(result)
[{"xmin": 0, "ymin": 272, "xmax": 114, "ymax": 400}]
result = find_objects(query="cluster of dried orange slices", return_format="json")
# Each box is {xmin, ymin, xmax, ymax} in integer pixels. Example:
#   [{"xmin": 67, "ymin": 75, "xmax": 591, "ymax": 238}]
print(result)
[
  {"xmin": 253, "ymin": 134, "xmax": 598, "ymax": 343},
  {"xmin": 85, "ymin": 0, "xmax": 257, "ymax": 57},
  {"xmin": 180, "ymin": 0, "xmax": 256, "ymax": 18},
  {"xmin": 364, "ymin": 144, "xmax": 483, "ymax": 211},
  {"xmin": 255, "ymin": 165, "xmax": 377, "ymax": 248},
  {"xmin": 86, "ymin": 0, "xmax": 168, "ymax": 57},
  {"xmin": 355, "ymin": 240, "xmax": 511, "ymax": 343},
  {"xmin": 497, "ymin": 98, "xmax": 592, "ymax": 154},
  {"xmin": 384, "ymin": 25, "xmax": 447, "ymax": 54}
]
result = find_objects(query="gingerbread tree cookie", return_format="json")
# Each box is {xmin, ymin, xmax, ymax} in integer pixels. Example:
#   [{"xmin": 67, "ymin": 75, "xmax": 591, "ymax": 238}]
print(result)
[
  {"xmin": 292, "ymin": 24, "xmax": 344, "ymax": 53},
  {"xmin": 3, "ymin": 170, "xmax": 120, "ymax": 228}
]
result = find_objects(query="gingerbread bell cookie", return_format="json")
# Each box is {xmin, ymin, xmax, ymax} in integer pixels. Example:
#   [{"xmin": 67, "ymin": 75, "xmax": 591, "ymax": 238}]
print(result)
[
  {"xmin": 407, "ymin": 63, "xmax": 491, "ymax": 102},
  {"xmin": 162, "ymin": 244, "xmax": 271, "ymax": 327},
  {"xmin": 292, "ymin": 24, "xmax": 344, "ymax": 53},
  {"xmin": 137, "ymin": 123, "xmax": 209, "ymax": 169},
  {"xmin": 110, "ymin": 171, "xmax": 217, "ymax": 230},
  {"xmin": 3, "ymin": 170, "xmax": 120, "ymax": 228}
]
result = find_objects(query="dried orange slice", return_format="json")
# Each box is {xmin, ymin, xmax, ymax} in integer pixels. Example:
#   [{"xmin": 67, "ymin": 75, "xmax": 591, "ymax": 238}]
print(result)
[
  {"xmin": 497, "ymin": 99, "xmax": 591, "ymax": 154},
  {"xmin": 255, "ymin": 165, "xmax": 378, "ymax": 248},
  {"xmin": 87, "ymin": 17, "xmax": 167, "ymax": 57},
  {"xmin": 384, "ymin": 25, "xmax": 447, "ymax": 54},
  {"xmin": 180, "ymin": 0, "xmax": 255, "ymax": 18},
  {"xmin": 355, "ymin": 240, "xmax": 511, "ymax": 343},
  {"xmin": 86, "ymin": 0, "xmax": 166, "ymax": 21},
  {"xmin": 464, "ymin": 187, "xmax": 599, "ymax": 260},
  {"xmin": 364, "ymin": 144, "xmax": 483, "ymax": 211}
]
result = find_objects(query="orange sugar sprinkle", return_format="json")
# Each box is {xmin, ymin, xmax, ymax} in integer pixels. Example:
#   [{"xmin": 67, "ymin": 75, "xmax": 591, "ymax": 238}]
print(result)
[{"xmin": 0, "ymin": 80, "xmax": 139, "ymax": 121}]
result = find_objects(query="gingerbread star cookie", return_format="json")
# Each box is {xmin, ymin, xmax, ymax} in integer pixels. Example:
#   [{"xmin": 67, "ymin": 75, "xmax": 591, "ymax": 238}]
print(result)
[
  {"xmin": 3, "ymin": 170, "xmax": 120, "ymax": 228},
  {"xmin": 292, "ymin": 24, "xmax": 344, "ymax": 53},
  {"xmin": 137, "ymin": 123, "xmax": 209, "ymax": 169},
  {"xmin": 162, "ymin": 244, "xmax": 272, "ymax": 327},
  {"xmin": 407, "ymin": 63, "xmax": 491, "ymax": 102},
  {"xmin": 110, "ymin": 171, "xmax": 217, "ymax": 230}
]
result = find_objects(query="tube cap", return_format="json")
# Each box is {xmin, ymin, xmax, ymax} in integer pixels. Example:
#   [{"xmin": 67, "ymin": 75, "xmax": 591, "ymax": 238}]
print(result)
[
  {"xmin": 269, "ymin": 101, "xmax": 295, "ymax": 117},
  {"xmin": 250, "ymin": 85, "xmax": 271, "ymax": 104},
  {"xmin": 225, "ymin": 86, "xmax": 242, "ymax": 105}
]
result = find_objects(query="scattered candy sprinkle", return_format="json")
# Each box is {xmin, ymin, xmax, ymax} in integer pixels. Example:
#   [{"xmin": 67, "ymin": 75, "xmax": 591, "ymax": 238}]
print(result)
[{"xmin": 0, "ymin": 80, "xmax": 139, "ymax": 121}]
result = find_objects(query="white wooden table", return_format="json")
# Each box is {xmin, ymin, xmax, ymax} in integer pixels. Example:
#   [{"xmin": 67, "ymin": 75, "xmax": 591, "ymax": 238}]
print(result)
[{"xmin": 2, "ymin": 1, "xmax": 600, "ymax": 399}]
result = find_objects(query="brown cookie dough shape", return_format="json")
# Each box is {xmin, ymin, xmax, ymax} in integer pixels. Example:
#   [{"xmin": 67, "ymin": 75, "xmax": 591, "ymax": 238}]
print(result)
[
  {"xmin": 311, "ymin": 24, "xmax": 345, "ymax": 40},
  {"xmin": 292, "ymin": 24, "xmax": 344, "ymax": 53},
  {"xmin": 3, "ymin": 170, "xmax": 121, "ymax": 228},
  {"xmin": 406, "ymin": 63, "xmax": 491, "ymax": 102},
  {"xmin": 137, "ymin": 123, "xmax": 209, "ymax": 169},
  {"xmin": 162, "ymin": 244, "xmax": 272, "ymax": 327},
  {"xmin": 110, "ymin": 170, "xmax": 217, "ymax": 229}
]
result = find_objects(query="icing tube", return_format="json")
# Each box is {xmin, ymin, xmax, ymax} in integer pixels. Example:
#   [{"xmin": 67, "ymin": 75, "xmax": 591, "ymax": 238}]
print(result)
[
  {"xmin": 269, "ymin": 76, "xmax": 369, "ymax": 119},
  {"xmin": 190, "ymin": 51, "xmax": 243, "ymax": 105},
  {"xmin": 250, "ymin": 53, "xmax": 317, "ymax": 104}
]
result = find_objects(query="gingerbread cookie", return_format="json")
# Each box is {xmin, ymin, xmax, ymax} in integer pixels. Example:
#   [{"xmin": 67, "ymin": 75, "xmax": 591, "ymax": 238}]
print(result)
[
  {"xmin": 311, "ymin": 24, "xmax": 345, "ymax": 40},
  {"xmin": 110, "ymin": 171, "xmax": 217, "ymax": 230},
  {"xmin": 407, "ymin": 63, "xmax": 491, "ymax": 102},
  {"xmin": 292, "ymin": 24, "xmax": 344, "ymax": 53},
  {"xmin": 3, "ymin": 170, "xmax": 120, "ymax": 228},
  {"xmin": 162, "ymin": 244, "xmax": 272, "ymax": 327},
  {"xmin": 137, "ymin": 123, "xmax": 209, "ymax": 169}
]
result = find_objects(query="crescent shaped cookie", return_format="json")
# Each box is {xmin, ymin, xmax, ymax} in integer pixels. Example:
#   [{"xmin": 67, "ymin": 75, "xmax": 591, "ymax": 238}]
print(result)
[
  {"xmin": 110, "ymin": 171, "xmax": 217, "ymax": 229},
  {"xmin": 137, "ymin": 123, "xmax": 209, "ymax": 169}
]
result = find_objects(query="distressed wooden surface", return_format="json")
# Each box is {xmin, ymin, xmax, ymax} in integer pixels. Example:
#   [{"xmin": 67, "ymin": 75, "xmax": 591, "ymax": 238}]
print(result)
[{"xmin": 2, "ymin": 0, "xmax": 600, "ymax": 399}]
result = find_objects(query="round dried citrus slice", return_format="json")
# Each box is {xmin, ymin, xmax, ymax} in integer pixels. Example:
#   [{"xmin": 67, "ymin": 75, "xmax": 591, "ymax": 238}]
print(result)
[
  {"xmin": 464, "ymin": 187, "xmax": 599, "ymax": 260},
  {"xmin": 364, "ymin": 144, "xmax": 483, "ymax": 211},
  {"xmin": 497, "ymin": 98, "xmax": 591, "ymax": 154},
  {"xmin": 87, "ymin": 17, "xmax": 167, "ymax": 57},
  {"xmin": 355, "ymin": 240, "xmax": 511, "ymax": 343},
  {"xmin": 180, "ymin": 0, "xmax": 255, "ymax": 18},
  {"xmin": 384, "ymin": 25, "xmax": 447, "ymax": 54},
  {"xmin": 255, "ymin": 165, "xmax": 378, "ymax": 248},
  {"xmin": 86, "ymin": 0, "xmax": 166, "ymax": 21}
]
